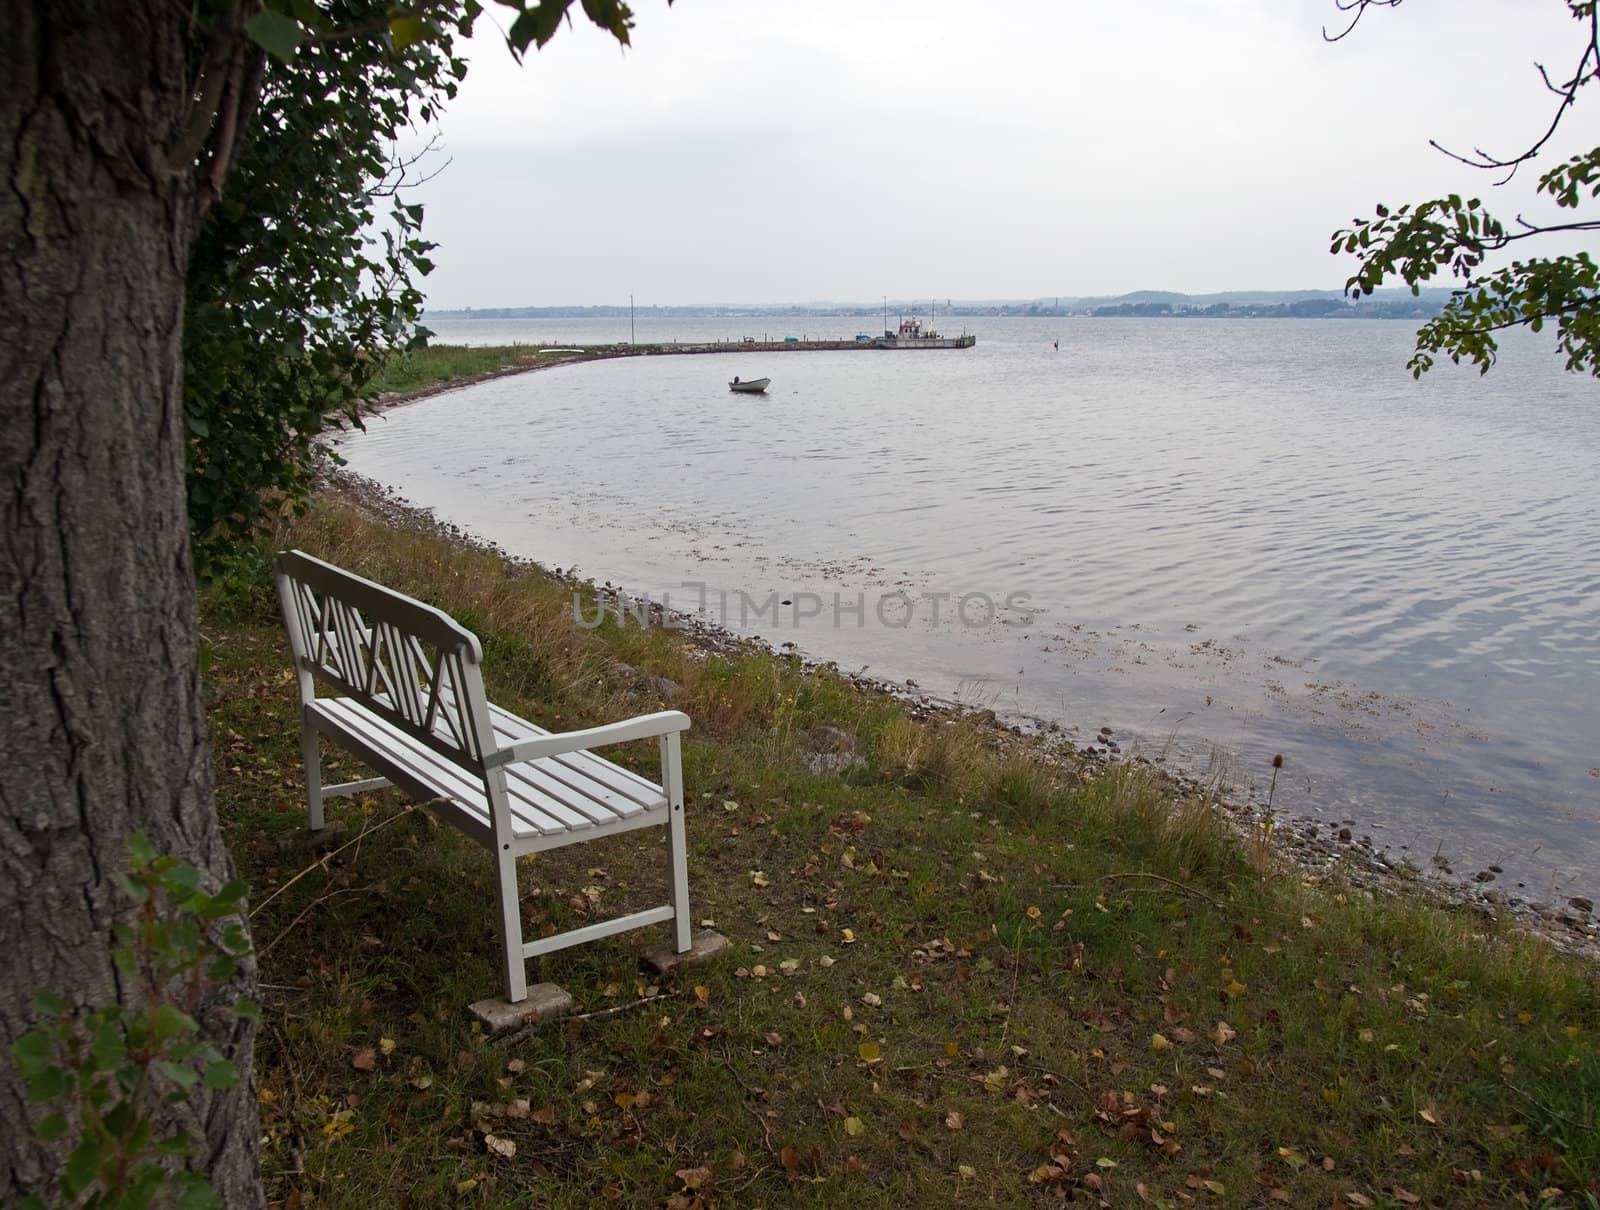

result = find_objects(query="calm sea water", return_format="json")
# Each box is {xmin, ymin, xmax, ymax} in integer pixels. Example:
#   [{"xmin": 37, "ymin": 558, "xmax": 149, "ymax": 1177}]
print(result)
[{"xmin": 341, "ymin": 316, "xmax": 1600, "ymax": 901}]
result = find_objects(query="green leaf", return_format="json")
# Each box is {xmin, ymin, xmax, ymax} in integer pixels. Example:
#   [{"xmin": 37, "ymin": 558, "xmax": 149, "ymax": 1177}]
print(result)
[
  {"xmin": 127, "ymin": 832, "xmax": 156, "ymax": 868},
  {"xmin": 245, "ymin": 9, "xmax": 304, "ymax": 61},
  {"xmin": 509, "ymin": 4, "xmax": 569, "ymax": 51},
  {"xmin": 233, "ymin": 997, "xmax": 261, "ymax": 1022},
  {"xmin": 27, "ymin": 1065, "xmax": 67, "ymax": 1103},
  {"xmin": 12, "ymin": 1030, "xmax": 51, "ymax": 1076},
  {"xmin": 164, "ymin": 861, "xmax": 200, "ymax": 893},
  {"xmin": 153, "ymin": 1003, "xmax": 198, "ymax": 1042},
  {"xmin": 173, "ymin": 1172, "xmax": 222, "ymax": 1210},
  {"xmin": 156, "ymin": 1129, "xmax": 195, "ymax": 1156},
  {"xmin": 36, "ymin": 1113, "xmax": 68, "ymax": 1142},
  {"xmin": 31, "ymin": 990, "xmax": 66, "ymax": 1019},
  {"xmin": 205, "ymin": 955, "xmax": 238, "ymax": 983},
  {"xmin": 158, "ymin": 1060, "xmax": 200, "ymax": 1090},
  {"xmin": 62, "ymin": 1136, "xmax": 102, "ymax": 1198},
  {"xmin": 203, "ymin": 1060, "xmax": 241, "ymax": 1089},
  {"xmin": 390, "ymin": 15, "xmax": 427, "ymax": 47},
  {"xmin": 90, "ymin": 1021, "xmax": 127, "ymax": 1071}
]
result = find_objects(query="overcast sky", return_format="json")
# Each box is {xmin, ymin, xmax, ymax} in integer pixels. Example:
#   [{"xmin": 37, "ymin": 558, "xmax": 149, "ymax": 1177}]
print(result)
[{"xmin": 401, "ymin": 0, "xmax": 1593, "ymax": 308}]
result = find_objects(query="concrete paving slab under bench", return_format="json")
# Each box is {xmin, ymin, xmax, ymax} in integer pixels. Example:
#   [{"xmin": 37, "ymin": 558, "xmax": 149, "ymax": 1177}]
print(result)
[
  {"xmin": 642, "ymin": 929, "xmax": 730, "ymax": 975},
  {"xmin": 468, "ymin": 983, "xmax": 575, "ymax": 1035}
]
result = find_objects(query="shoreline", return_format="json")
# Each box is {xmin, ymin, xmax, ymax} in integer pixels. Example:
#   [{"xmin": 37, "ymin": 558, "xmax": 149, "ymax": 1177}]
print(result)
[{"xmin": 324, "ymin": 463, "xmax": 1600, "ymax": 962}]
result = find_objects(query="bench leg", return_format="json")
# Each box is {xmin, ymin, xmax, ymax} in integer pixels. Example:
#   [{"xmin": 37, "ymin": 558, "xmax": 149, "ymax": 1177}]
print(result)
[
  {"xmin": 495, "ymin": 845, "xmax": 529, "ymax": 1003},
  {"xmin": 300, "ymin": 719, "xmax": 325, "ymax": 831},
  {"xmin": 661, "ymin": 732, "xmax": 692, "ymax": 953}
]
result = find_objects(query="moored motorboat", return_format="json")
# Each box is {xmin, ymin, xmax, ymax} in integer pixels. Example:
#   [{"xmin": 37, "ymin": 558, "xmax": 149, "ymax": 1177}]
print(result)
[
  {"xmin": 729, "ymin": 376, "xmax": 771, "ymax": 394},
  {"xmin": 875, "ymin": 315, "xmax": 975, "ymax": 349}
]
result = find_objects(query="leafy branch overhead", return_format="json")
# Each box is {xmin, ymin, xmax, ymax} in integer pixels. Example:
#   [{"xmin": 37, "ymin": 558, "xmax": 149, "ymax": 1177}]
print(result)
[
  {"xmin": 1329, "ymin": 0, "xmax": 1600, "ymax": 378},
  {"xmin": 185, "ymin": 1, "xmax": 656, "ymax": 576},
  {"xmin": 242, "ymin": 0, "xmax": 642, "ymax": 64}
]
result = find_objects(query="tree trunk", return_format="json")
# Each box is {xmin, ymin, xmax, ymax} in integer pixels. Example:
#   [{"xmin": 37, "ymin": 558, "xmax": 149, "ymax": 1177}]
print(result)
[{"xmin": 0, "ymin": 4, "xmax": 261, "ymax": 1205}]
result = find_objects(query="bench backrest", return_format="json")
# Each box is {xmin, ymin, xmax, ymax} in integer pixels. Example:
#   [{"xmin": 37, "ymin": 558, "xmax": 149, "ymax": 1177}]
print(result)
[{"xmin": 275, "ymin": 550, "xmax": 497, "ymax": 771}]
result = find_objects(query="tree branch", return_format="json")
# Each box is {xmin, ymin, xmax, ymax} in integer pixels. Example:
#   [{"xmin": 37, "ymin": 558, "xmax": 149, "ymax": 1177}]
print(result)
[
  {"xmin": 1427, "ymin": 2, "xmax": 1599, "ymax": 183},
  {"xmin": 168, "ymin": 12, "xmax": 240, "ymax": 177},
  {"xmin": 371, "ymin": 133, "xmax": 451, "ymax": 197},
  {"xmin": 1323, "ymin": 0, "xmax": 1401, "ymax": 44},
  {"xmin": 1506, "ymin": 215, "xmax": 1600, "ymax": 237},
  {"xmin": 1446, "ymin": 298, "xmax": 1596, "ymax": 337}
]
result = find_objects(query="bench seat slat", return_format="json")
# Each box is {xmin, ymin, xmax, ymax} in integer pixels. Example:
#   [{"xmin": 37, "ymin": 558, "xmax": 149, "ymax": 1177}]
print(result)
[
  {"xmin": 361, "ymin": 687, "xmax": 637, "ymax": 831},
  {"xmin": 483, "ymin": 705, "xmax": 664, "ymax": 819},
  {"xmin": 316, "ymin": 697, "xmax": 667, "ymax": 839},
  {"xmin": 376, "ymin": 685, "xmax": 665, "ymax": 828},
  {"xmin": 429, "ymin": 690, "xmax": 664, "ymax": 824},
  {"xmin": 317, "ymin": 699, "xmax": 574, "ymax": 838},
  {"xmin": 502, "ymin": 760, "xmax": 644, "ymax": 828},
  {"xmin": 474, "ymin": 697, "xmax": 666, "ymax": 804},
  {"xmin": 313, "ymin": 700, "xmax": 496, "ymax": 832}
]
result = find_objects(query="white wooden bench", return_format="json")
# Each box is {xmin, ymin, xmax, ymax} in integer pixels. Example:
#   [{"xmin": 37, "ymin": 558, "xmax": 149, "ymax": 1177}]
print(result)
[{"xmin": 274, "ymin": 549, "xmax": 693, "ymax": 1004}]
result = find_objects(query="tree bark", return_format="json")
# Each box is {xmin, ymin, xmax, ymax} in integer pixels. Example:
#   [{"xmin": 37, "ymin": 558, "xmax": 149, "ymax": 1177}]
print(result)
[{"xmin": 0, "ymin": 4, "xmax": 261, "ymax": 1205}]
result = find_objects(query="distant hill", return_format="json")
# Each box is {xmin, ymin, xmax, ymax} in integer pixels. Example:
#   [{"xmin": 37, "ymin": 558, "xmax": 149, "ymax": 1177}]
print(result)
[{"xmin": 425, "ymin": 287, "xmax": 1458, "ymax": 322}]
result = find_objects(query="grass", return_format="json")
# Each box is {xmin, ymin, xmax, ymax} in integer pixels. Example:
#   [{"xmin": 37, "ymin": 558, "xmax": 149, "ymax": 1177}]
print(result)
[
  {"xmin": 205, "ymin": 494, "xmax": 1600, "ymax": 1209},
  {"xmin": 370, "ymin": 344, "xmax": 600, "ymax": 396}
]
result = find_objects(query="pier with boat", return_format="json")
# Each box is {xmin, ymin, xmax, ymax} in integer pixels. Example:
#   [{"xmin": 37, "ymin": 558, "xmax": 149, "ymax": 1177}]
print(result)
[{"xmin": 615, "ymin": 320, "xmax": 976, "ymax": 356}]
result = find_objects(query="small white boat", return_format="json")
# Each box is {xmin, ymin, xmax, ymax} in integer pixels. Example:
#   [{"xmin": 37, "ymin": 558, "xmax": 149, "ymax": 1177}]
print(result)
[{"xmin": 729, "ymin": 376, "xmax": 770, "ymax": 394}]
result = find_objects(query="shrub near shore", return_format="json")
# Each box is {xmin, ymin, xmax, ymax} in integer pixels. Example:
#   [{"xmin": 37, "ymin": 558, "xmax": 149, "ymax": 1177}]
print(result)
[{"xmin": 203, "ymin": 494, "xmax": 1599, "ymax": 1208}]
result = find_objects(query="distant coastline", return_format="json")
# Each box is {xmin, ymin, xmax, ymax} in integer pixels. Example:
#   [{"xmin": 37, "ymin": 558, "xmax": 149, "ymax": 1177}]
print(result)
[{"xmin": 426, "ymin": 286, "xmax": 1453, "ymax": 323}]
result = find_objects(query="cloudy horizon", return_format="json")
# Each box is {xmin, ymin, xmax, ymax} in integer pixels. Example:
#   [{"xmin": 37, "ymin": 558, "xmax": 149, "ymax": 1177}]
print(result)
[{"xmin": 400, "ymin": 1, "xmax": 1593, "ymax": 309}]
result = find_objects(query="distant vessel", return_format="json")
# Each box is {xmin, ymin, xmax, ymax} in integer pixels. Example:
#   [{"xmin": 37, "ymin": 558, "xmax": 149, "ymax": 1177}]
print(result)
[
  {"xmin": 876, "ymin": 316, "xmax": 976, "ymax": 350},
  {"xmin": 729, "ymin": 376, "xmax": 771, "ymax": 394}
]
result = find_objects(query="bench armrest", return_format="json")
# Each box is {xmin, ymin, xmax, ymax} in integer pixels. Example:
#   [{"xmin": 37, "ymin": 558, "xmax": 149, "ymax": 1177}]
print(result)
[{"xmin": 485, "ymin": 710, "xmax": 691, "ymax": 768}]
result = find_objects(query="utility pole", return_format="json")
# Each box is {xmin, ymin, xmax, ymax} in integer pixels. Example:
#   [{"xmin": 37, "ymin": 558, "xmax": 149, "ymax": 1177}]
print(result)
[{"xmin": 630, "ymin": 293, "xmax": 635, "ymax": 345}]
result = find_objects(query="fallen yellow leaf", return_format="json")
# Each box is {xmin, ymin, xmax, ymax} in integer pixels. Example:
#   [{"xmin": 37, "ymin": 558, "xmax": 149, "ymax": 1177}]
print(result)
[
  {"xmin": 484, "ymin": 1134, "xmax": 516, "ymax": 1159},
  {"xmin": 675, "ymin": 1166, "xmax": 712, "ymax": 1190}
]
